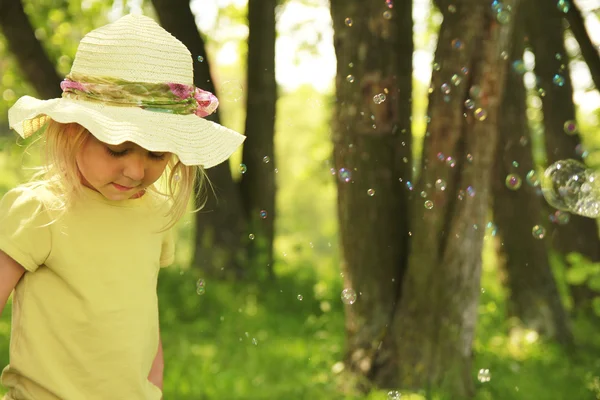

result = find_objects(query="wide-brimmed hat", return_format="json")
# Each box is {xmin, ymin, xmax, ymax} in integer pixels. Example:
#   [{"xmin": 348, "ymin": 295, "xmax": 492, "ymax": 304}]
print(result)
[{"xmin": 8, "ymin": 13, "xmax": 245, "ymax": 168}]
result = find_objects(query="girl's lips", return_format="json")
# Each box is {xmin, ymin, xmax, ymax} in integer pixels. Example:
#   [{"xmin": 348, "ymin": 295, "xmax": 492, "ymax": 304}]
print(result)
[{"xmin": 112, "ymin": 183, "xmax": 134, "ymax": 191}]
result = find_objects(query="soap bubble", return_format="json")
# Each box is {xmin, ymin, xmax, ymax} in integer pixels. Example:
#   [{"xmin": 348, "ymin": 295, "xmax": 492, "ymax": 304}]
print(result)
[
  {"xmin": 346, "ymin": 75, "xmax": 355, "ymax": 83},
  {"xmin": 477, "ymin": 368, "xmax": 491, "ymax": 383},
  {"xmin": 338, "ymin": 168, "xmax": 352, "ymax": 183},
  {"xmin": 435, "ymin": 179, "xmax": 447, "ymax": 191},
  {"xmin": 557, "ymin": 0, "xmax": 570, "ymax": 13},
  {"xmin": 532, "ymin": 225, "xmax": 546, "ymax": 239},
  {"xmin": 541, "ymin": 159, "xmax": 600, "ymax": 218},
  {"xmin": 563, "ymin": 120, "xmax": 578, "ymax": 135},
  {"xmin": 387, "ymin": 390, "xmax": 401, "ymax": 400},
  {"xmin": 367, "ymin": 189, "xmax": 376, "ymax": 196},
  {"xmin": 345, "ymin": 18, "xmax": 353, "ymax": 26},
  {"xmin": 526, "ymin": 170, "xmax": 540, "ymax": 186},
  {"xmin": 424, "ymin": 200, "xmax": 434, "ymax": 209},
  {"xmin": 196, "ymin": 279, "xmax": 206, "ymax": 295},
  {"xmin": 474, "ymin": 108, "xmax": 488, "ymax": 121},
  {"xmin": 260, "ymin": 210, "xmax": 268, "ymax": 219},
  {"xmin": 221, "ymin": 80, "xmax": 244, "ymax": 102},
  {"xmin": 373, "ymin": 93, "xmax": 387, "ymax": 104},
  {"xmin": 553, "ymin": 74, "xmax": 565, "ymax": 86},
  {"xmin": 341, "ymin": 288, "xmax": 357, "ymax": 305},
  {"xmin": 239, "ymin": 163, "xmax": 247, "ymax": 174},
  {"xmin": 505, "ymin": 174, "xmax": 522, "ymax": 190}
]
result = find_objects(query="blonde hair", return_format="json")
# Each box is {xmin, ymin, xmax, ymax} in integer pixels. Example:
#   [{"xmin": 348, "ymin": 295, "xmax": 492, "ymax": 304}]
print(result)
[{"xmin": 23, "ymin": 120, "xmax": 209, "ymax": 231}]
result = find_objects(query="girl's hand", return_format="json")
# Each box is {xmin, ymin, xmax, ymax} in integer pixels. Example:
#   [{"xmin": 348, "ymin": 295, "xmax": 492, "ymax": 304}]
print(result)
[{"xmin": 0, "ymin": 250, "xmax": 26, "ymax": 317}]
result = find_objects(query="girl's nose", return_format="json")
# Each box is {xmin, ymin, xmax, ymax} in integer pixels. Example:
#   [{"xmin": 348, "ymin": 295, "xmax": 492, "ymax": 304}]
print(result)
[{"xmin": 123, "ymin": 154, "xmax": 145, "ymax": 182}]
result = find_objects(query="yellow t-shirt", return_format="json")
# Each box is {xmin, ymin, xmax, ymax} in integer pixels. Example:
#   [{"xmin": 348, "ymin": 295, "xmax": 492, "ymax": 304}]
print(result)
[{"xmin": 0, "ymin": 183, "xmax": 174, "ymax": 400}]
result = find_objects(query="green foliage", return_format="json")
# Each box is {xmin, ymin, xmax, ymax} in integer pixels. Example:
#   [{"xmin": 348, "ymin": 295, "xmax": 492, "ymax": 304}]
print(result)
[{"xmin": 565, "ymin": 253, "xmax": 600, "ymax": 316}]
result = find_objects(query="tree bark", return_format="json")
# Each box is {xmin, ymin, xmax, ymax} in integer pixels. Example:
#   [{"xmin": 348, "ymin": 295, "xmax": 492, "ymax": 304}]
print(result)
[
  {"xmin": 526, "ymin": 0, "xmax": 600, "ymax": 309},
  {"xmin": 374, "ymin": 1, "xmax": 520, "ymax": 397},
  {"xmin": 0, "ymin": 0, "xmax": 62, "ymax": 99},
  {"xmin": 151, "ymin": 0, "xmax": 247, "ymax": 279},
  {"xmin": 239, "ymin": 0, "xmax": 277, "ymax": 279},
  {"xmin": 492, "ymin": 8, "xmax": 572, "ymax": 345},
  {"xmin": 329, "ymin": 0, "xmax": 412, "ymax": 387},
  {"xmin": 563, "ymin": 1, "xmax": 600, "ymax": 91}
]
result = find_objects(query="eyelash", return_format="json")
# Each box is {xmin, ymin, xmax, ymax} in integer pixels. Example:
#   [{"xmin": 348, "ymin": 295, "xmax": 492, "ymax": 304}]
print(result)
[{"xmin": 106, "ymin": 147, "xmax": 166, "ymax": 161}]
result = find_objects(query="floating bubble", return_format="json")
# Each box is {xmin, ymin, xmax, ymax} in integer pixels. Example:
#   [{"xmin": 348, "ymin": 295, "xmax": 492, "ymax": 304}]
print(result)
[
  {"xmin": 496, "ymin": 10, "xmax": 511, "ymax": 24},
  {"xmin": 464, "ymin": 99, "xmax": 475, "ymax": 109},
  {"xmin": 563, "ymin": 120, "xmax": 577, "ymax": 135},
  {"xmin": 263, "ymin": 156, "xmax": 270, "ymax": 163},
  {"xmin": 339, "ymin": 168, "xmax": 352, "ymax": 183},
  {"xmin": 297, "ymin": 294, "xmax": 303, "ymax": 301},
  {"xmin": 383, "ymin": 10, "xmax": 392, "ymax": 19},
  {"xmin": 447, "ymin": 4, "xmax": 457, "ymax": 13},
  {"xmin": 239, "ymin": 163, "xmax": 247, "ymax": 174},
  {"xmin": 249, "ymin": 233, "xmax": 255, "ymax": 240},
  {"xmin": 575, "ymin": 143, "xmax": 588, "ymax": 158},
  {"xmin": 474, "ymin": 108, "xmax": 488, "ymax": 121},
  {"xmin": 345, "ymin": 18, "xmax": 353, "ymax": 26},
  {"xmin": 341, "ymin": 288, "xmax": 357, "ymax": 305},
  {"xmin": 477, "ymin": 368, "xmax": 491, "ymax": 383},
  {"xmin": 346, "ymin": 75, "xmax": 355, "ymax": 83},
  {"xmin": 491, "ymin": 0, "xmax": 502, "ymax": 12},
  {"xmin": 424, "ymin": 200, "xmax": 434, "ymax": 209},
  {"xmin": 506, "ymin": 174, "xmax": 522, "ymax": 190},
  {"xmin": 387, "ymin": 390, "xmax": 401, "ymax": 400},
  {"xmin": 367, "ymin": 188, "xmax": 375, "ymax": 196},
  {"xmin": 197, "ymin": 55, "xmax": 204, "ymax": 62},
  {"xmin": 451, "ymin": 39, "xmax": 463, "ymax": 50},
  {"xmin": 541, "ymin": 159, "xmax": 600, "ymax": 218},
  {"xmin": 469, "ymin": 85, "xmax": 482, "ymax": 98},
  {"xmin": 553, "ymin": 210, "xmax": 570, "ymax": 225},
  {"xmin": 557, "ymin": 0, "xmax": 570, "ymax": 13},
  {"xmin": 526, "ymin": 170, "xmax": 540, "ymax": 186},
  {"xmin": 512, "ymin": 60, "xmax": 526, "ymax": 74},
  {"xmin": 405, "ymin": 181, "xmax": 413, "ymax": 191},
  {"xmin": 260, "ymin": 210, "xmax": 268, "ymax": 219},
  {"xmin": 532, "ymin": 225, "xmax": 546, "ymax": 239},
  {"xmin": 466, "ymin": 153, "xmax": 474, "ymax": 162},
  {"xmin": 466, "ymin": 186, "xmax": 476, "ymax": 197},
  {"xmin": 486, "ymin": 222, "xmax": 498, "ymax": 237},
  {"xmin": 221, "ymin": 80, "xmax": 244, "ymax": 102},
  {"xmin": 512, "ymin": 161, "xmax": 519, "ymax": 168},
  {"xmin": 446, "ymin": 157, "xmax": 456, "ymax": 168},
  {"xmin": 420, "ymin": 191, "xmax": 427, "ymax": 198},
  {"xmin": 433, "ymin": 62, "xmax": 441, "ymax": 71},
  {"xmin": 435, "ymin": 179, "xmax": 447, "ymax": 191},
  {"xmin": 196, "ymin": 279, "xmax": 206, "ymax": 295},
  {"xmin": 437, "ymin": 152, "xmax": 445, "ymax": 161},
  {"xmin": 441, "ymin": 83, "xmax": 451, "ymax": 94},
  {"xmin": 386, "ymin": 0, "xmax": 394, "ymax": 8},
  {"xmin": 373, "ymin": 93, "xmax": 387, "ymax": 104},
  {"xmin": 553, "ymin": 74, "xmax": 565, "ymax": 87},
  {"xmin": 461, "ymin": 66, "xmax": 470, "ymax": 75},
  {"xmin": 451, "ymin": 74, "xmax": 462, "ymax": 86}
]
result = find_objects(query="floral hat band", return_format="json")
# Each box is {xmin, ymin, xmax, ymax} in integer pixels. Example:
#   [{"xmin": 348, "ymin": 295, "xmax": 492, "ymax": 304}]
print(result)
[{"xmin": 60, "ymin": 73, "xmax": 219, "ymax": 118}]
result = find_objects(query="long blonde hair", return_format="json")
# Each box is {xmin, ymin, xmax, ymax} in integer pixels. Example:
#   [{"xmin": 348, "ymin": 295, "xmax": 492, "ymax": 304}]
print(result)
[{"xmin": 23, "ymin": 120, "xmax": 209, "ymax": 231}]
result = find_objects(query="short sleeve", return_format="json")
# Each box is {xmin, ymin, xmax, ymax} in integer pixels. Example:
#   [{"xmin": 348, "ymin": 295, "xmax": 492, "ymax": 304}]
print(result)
[
  {"xmin": 159, "ymin": 227, "xmax": 175, "ymax": 268},
  {"xmin": 0, "ymin": 187, "xmax": 52, "ymax": 272}
]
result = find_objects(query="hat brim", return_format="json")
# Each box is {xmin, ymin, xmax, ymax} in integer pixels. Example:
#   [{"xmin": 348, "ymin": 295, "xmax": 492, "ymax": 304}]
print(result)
[{"xmin": 8, "ymin": 95, "xmax": 245, "ymax": 168}]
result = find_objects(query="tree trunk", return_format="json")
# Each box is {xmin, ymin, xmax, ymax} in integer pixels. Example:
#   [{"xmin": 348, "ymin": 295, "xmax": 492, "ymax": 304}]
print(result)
[
  {"xmin": 492, "ymin": 8, "xmax": 572, "ymax": 345},
  {"xmin": 526, "ymin": 0, "xmax": 600, "ymax": 309},
  {"xmin": 152, "ymin": 0, "xmax": 247, "ymax": 279},
  {"xmin": 239, "ymin": 0, "xmax": 277, "ymax": 279},
  {"xmin": 0, "ymin": 0, "xmax": 62, "ymax": 99},
  {"xmin": 375, "ymin": 1, "xmax": 520, "ymax": 397},
  {"xmin": 563, "ymin": 1, "xmax": 600, "ymax": 91},
  {"xmin": 329, "ymin": 0, "xmax": 412, "ymax": 386}
]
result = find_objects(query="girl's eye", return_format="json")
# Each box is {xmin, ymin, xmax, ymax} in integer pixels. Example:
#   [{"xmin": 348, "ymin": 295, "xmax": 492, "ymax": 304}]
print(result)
[
  {"xmin": 106, "ymin": 147, "xmax": 127, "ymax": 157},
  {"xmin": 148, "ymin": 152, "xmax": 166, "ymax": 161},
  {"xmin": 106, "ymin": 147, "xmax": 165, "ymax": 161}
]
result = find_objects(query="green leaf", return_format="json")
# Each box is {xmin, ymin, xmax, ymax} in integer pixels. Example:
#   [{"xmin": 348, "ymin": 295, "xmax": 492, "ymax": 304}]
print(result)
[
  {"xmin": 592, "ymin": 297, "xmax": 600, "ymax": 318},
  {"xmin": 565, "ymin": 265, "xmax": 589, "ymax": 285}
]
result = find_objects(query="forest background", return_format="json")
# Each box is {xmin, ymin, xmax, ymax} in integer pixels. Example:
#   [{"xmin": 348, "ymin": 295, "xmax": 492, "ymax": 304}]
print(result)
[{"xmin": 1, "ymin": 0, "xmax": 600, "ymax": 399}]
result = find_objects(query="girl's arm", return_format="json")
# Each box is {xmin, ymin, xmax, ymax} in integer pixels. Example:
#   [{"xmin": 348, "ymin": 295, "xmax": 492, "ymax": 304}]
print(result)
[
  {"xmin": 148, "ymin": 331, "xmax": 164, "ymax": 393},
  {"xmin": 0, "ymin": 250, "xmax": 26, "ymax": 317}
]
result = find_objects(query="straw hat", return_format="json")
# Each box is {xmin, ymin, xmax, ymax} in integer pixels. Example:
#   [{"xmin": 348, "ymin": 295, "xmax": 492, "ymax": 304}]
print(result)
[{"xmin": 8, "ymin": 14, "xmax": 245, "ymax": 168}]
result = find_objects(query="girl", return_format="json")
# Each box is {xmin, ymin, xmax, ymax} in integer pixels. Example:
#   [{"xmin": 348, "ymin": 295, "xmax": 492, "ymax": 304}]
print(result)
[{"xmin": 0, "ymin": 13, "xmax": 244, "ymax": 400}]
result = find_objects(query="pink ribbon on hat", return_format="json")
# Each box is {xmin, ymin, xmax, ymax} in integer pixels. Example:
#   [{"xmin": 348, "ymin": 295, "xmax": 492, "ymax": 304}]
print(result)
[{"xmin": 167, "ymin": 83, "xmax": 219, "ymax": 118}]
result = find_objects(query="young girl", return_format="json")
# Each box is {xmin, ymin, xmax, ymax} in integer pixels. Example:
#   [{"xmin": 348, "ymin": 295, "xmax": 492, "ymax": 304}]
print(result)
[{"xmin": 0, "ymin": 14, "xmax": 244, "ymax": 400}]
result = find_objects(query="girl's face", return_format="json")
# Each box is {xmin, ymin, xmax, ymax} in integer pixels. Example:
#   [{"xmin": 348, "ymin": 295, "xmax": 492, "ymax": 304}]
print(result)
[{"xmin": 76, "ymin": 133, "xmax": 171, "ymax": 201}]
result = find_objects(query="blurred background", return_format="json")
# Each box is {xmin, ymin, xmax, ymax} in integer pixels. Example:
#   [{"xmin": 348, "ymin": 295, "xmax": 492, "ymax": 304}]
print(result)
[{"xmin": 1, "ymin": 0, "xmax": 600, "ymax": 399}]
